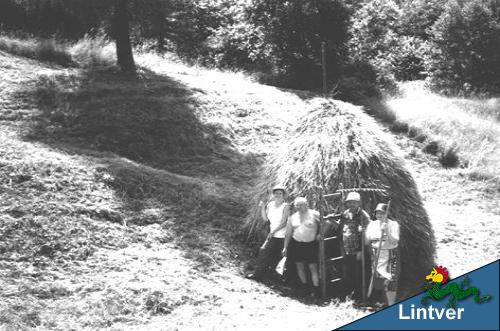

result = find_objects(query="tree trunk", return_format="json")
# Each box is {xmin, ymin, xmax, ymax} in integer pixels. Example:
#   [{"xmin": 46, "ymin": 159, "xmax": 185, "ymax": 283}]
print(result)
[{"xmin": 113, "ymin": 0, "xmax": 135, "ymax": 72}]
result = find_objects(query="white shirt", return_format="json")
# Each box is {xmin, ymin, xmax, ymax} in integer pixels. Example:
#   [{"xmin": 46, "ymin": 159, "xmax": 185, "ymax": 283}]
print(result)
[
  {"xmin": 365, "ymin": 219, "xmax": 400, "ymax": 250},
  {"xmin": 267, "ymin": 201, "xmax": 287, "ymax": 238},
  {"xmin": 290, "ymin": 210, "xmax": 319, "ymax": 242}
]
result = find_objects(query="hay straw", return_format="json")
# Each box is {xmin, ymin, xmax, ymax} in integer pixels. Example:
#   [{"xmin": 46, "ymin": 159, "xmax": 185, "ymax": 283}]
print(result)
[{"xmin": 246, "ymin": 98, "xmax": 435, "ymax": 299}]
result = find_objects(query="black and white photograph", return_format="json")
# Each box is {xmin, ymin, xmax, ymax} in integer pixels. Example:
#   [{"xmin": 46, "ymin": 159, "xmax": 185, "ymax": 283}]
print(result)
[{"xmin": 0, "ymin": 0, "xmax": 499, "ymax": 330}]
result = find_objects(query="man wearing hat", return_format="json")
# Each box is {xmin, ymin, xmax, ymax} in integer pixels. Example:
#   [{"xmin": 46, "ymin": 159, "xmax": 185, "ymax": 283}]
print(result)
[
  {"xmin": 246, "ymin": 185, "xmax": 290, "ymax": 280},
  {"xmin": 339, "ymin": 192, "xmax": 370, "ymax": 301},
  {"xmin": 365, "ymin": 203, "xmax": 400, "ymax": 306}
]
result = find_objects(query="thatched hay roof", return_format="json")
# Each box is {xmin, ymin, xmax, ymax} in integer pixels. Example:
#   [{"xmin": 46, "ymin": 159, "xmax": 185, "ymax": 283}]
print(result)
[{"xmin": 247, "ymin": 98, "xmax": 435, "ymax": 299}]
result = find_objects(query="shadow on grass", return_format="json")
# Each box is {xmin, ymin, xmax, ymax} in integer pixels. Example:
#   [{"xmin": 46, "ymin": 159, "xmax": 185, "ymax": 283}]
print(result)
[{"xmin": 17, "ymin": 64, "xmax": 261, "ymax": 272}]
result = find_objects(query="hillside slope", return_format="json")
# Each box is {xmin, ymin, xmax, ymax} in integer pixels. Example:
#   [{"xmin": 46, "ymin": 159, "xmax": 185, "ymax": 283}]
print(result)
[
  {"xmin": 0, "ymin": 51, "xmax": 367, "ymax": 330},
  {"xmin": 1, "ymin": 50, "xmax": 499, "ymax": 330}
]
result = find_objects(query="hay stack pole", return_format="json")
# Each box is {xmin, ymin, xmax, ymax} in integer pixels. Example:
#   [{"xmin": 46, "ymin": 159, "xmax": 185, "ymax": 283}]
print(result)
[{"xmin": 246, "ymin": 98, "xmax": 436, "ymax": 300}]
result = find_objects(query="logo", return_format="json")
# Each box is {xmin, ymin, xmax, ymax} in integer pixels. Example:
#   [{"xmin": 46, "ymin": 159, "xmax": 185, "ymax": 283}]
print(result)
[{"xmin": 421, "ymin": 265, "xmax": 492, "ymax": 308}]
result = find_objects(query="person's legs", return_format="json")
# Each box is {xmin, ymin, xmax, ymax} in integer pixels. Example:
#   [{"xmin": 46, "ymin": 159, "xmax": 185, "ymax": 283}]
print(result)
[
  {"xmin": 308, "ymin": 263, "xmax": 320, "ymax": 298},
  {"xmin": 296, "ymin": 262, "xmax": 307, "ymax": 284},
  {"xmin": 343, "ymin": 254, "xmax": 356, "ymax": 296},
  {"xmin": 308, "ymin": 263, "xmax": 319, "ymax": 287},
  {"xmin": 269, "ymin": 238, "xmax": 284, "ymax": 270},
  {"xmin": 248, "ymin": 240, "xmax": 274, "ymax": 279},
  {"xmin": 353, "ymin": 254, "xmax": 363, "ymax": 301},
  {"xmin": 386, "ymin": 291, "xmax": 397, "ymax": 306}
]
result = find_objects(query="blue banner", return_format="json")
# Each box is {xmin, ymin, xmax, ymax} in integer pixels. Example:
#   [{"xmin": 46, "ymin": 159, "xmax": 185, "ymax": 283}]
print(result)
[{"xmin": 338, "ymin": 260, "xmax": 499, "ymax": 330}]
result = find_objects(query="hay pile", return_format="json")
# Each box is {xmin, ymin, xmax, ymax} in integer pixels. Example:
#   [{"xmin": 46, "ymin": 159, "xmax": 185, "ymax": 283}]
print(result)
[{"xmin": 247, "ymin": 98, "xmax": 435, "ymax": 299}]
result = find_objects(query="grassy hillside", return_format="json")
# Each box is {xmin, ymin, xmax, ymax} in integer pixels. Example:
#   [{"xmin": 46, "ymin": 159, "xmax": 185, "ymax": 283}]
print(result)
[
  {"xmin": 1, "ymin": 40, "xmax": 499, "ymax": 330},
  {"xmin": 386, "ymin": 81, "xmax": 500, "ymax": 181},
  {"xmin": 0, "ymin": 49, "xmax": 369, "ymax": 330}
]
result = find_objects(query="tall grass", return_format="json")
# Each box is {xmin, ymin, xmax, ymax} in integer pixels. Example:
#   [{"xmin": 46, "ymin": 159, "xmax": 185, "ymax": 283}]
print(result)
[
  {"xmin": 0, "ymin": 35, "xmax": 72, "ymax": 65},
  {"xmin": 0, "ymin": 34, "xmax": 115, "ymax": 68},
  {"xmin": 386, "ymin": 81, "xmax": 500, "ymax": 181}
]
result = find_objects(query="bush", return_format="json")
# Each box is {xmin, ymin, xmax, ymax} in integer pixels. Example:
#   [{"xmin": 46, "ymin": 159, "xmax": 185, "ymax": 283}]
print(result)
[
  {"xmin": 425, "ymin": 0, "xmax": 500, "ymax": 95},
  {"xmin": 334, "ymin": 60, "xmax": 382, "ymax": 101},
  {"xmin": 438, "ymin": 147, "xmax": 460, "ymax": 168},
  {"xmin": 69, "ymin": 34, "xmax": 116, "ymax": 68},
  {"xmin": 35, "ymin": 39, "xmax": 72, "ymax": 65},
  {"xmin": 423, "ymin": 140, "xmax": 440, "ymax": 155},
  {"xmin": 390, "ymin": 120, "xmax": 409, "ymax": 133}
]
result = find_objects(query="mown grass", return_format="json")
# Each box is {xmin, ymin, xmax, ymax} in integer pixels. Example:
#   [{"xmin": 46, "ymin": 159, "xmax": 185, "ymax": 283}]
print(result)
[{"xmin": 363, "ymin": 81, "xmax": 500, "ymax": 184}]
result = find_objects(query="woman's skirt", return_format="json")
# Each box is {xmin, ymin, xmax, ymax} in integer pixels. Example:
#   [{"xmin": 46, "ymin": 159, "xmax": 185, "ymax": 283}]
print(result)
[
  {"xmin": 288, "ymin": 238, "xmax": 318, "ymax": 264},
  {"xmin": 372, "ymin": 247, "xmax": 399, "ymax": 291}
]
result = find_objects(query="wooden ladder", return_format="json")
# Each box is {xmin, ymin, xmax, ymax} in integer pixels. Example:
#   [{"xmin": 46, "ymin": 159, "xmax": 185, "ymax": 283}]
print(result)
[{"xmin": 318, "ymin": 184, "xmax": 346, "ymax": 300}]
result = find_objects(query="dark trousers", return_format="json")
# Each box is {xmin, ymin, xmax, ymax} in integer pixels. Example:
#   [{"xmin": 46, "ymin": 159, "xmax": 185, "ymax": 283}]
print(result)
[
  {"xmin": 253, "ymin": 237, "xmax": 284, "ymax": 277},
  {"xmin": 344, "ymin": 251, "xmax": 370, "ymax": 301}
]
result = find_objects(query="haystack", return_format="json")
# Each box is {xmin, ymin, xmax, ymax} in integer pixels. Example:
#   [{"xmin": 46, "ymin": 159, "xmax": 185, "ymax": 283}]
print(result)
[{"xmin": 247, "ymin": 98, "xmax": 435, "ymax": 299}]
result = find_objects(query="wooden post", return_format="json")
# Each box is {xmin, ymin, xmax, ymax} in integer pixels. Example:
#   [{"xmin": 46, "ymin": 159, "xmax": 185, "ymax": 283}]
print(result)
[
  {"xmin": 321, "ymin": 41, "xmax": 327, "ymax": 96},
  {"xmin": 361, "ymin": 219, "xmax": 367, "ymax": 304},
  {"xmin": 318, "ymin": 144, "xmax": 327, "ymax": 299},
  {"xmin": 318, "ymin": 189, "xmax": 326, "ymax": 299}
]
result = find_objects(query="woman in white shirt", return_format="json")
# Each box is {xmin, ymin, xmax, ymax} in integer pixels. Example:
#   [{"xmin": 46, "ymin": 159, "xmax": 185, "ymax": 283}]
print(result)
[
  {"xmin": 283, "ymin": 197, "xmax": 320, "ymax": 296},
  {"xmin": 365, "ymin": 203, "xmax": 400, "ymax": 306},
  {"xmin": 246, "ymin": 185, "xmax": 290, "ymax": 280}
]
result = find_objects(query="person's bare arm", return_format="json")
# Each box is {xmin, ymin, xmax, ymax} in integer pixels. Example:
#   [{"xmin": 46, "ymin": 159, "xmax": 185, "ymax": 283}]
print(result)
[
  {"xmin": 282, "ymin": 217, "xmax": 293, "ymax": 257},
  {"xmin": 259, "ymin": 201, "xmax": 268, "ymax": 222},
  {"xmin": 313, "ymin": 210, "xmax": 322, "ymax": 241}
]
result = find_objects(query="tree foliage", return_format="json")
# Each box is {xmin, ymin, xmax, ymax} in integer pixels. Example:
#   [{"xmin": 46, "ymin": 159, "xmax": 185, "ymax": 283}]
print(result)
[
  {"xmin": 1, "ymin": 0, "xmax": 500, "ymax": 95},
  {"xmin": 425, "ymin": 0, "xmax": 500, "ymax": 94}
]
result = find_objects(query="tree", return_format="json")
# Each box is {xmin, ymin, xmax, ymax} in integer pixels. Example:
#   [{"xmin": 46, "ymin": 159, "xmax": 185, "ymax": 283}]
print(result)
[
  {"xmin": 113, "ymin": 0, "xmax": 135, "ymax": 72},
  {"xmin": 250, "ymin": 0, "xmax": 351, "ymax": 89},
  {"xmin": 426, "ymin": 0, "xmax": 500, "ymax": 94}
]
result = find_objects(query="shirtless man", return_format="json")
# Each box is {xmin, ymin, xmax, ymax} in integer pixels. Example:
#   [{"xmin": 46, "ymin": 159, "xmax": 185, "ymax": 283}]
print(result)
[{"xmin": 283, "ymin": 197, "xmax": 320, "ymax": 297}]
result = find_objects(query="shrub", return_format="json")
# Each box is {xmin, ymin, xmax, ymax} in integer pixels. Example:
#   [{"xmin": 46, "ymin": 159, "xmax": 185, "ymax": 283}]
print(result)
[
  {"xmin": 334, "ymin": 60, "xmax": 382, "ymax": 101},
  {"xmin": 423, "ymin": 140, "xmax": 440, "ymax": 155},
  {"xmin": 35, "ymin": 39, "xmax": 72, "ymax": 65},
  {"xmin": 425, "ymin": 0, "xmax": 500, "ymax": 95},
  {"xmin": 438, "ymin": 147, "xmax": 460, "ymax": 168},
  {"xmin": 390, "ymin": 120, "xmax": 409, "ymax": 133},
  {"xmin": 69, "ymin": 35, "xmax": 116, "ymax": 68}
]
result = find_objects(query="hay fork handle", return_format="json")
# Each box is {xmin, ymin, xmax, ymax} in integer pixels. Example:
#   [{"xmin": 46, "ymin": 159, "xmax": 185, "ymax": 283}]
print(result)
[{"xmin": 367, "ymin": 200, "xmax": 392, "ymax": 298}]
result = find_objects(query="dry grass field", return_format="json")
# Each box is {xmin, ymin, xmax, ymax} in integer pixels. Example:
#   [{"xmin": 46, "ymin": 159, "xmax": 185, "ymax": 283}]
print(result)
[{"xmin": 1, "ymin": 42, "xmax": 499, "ymax": 330}]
